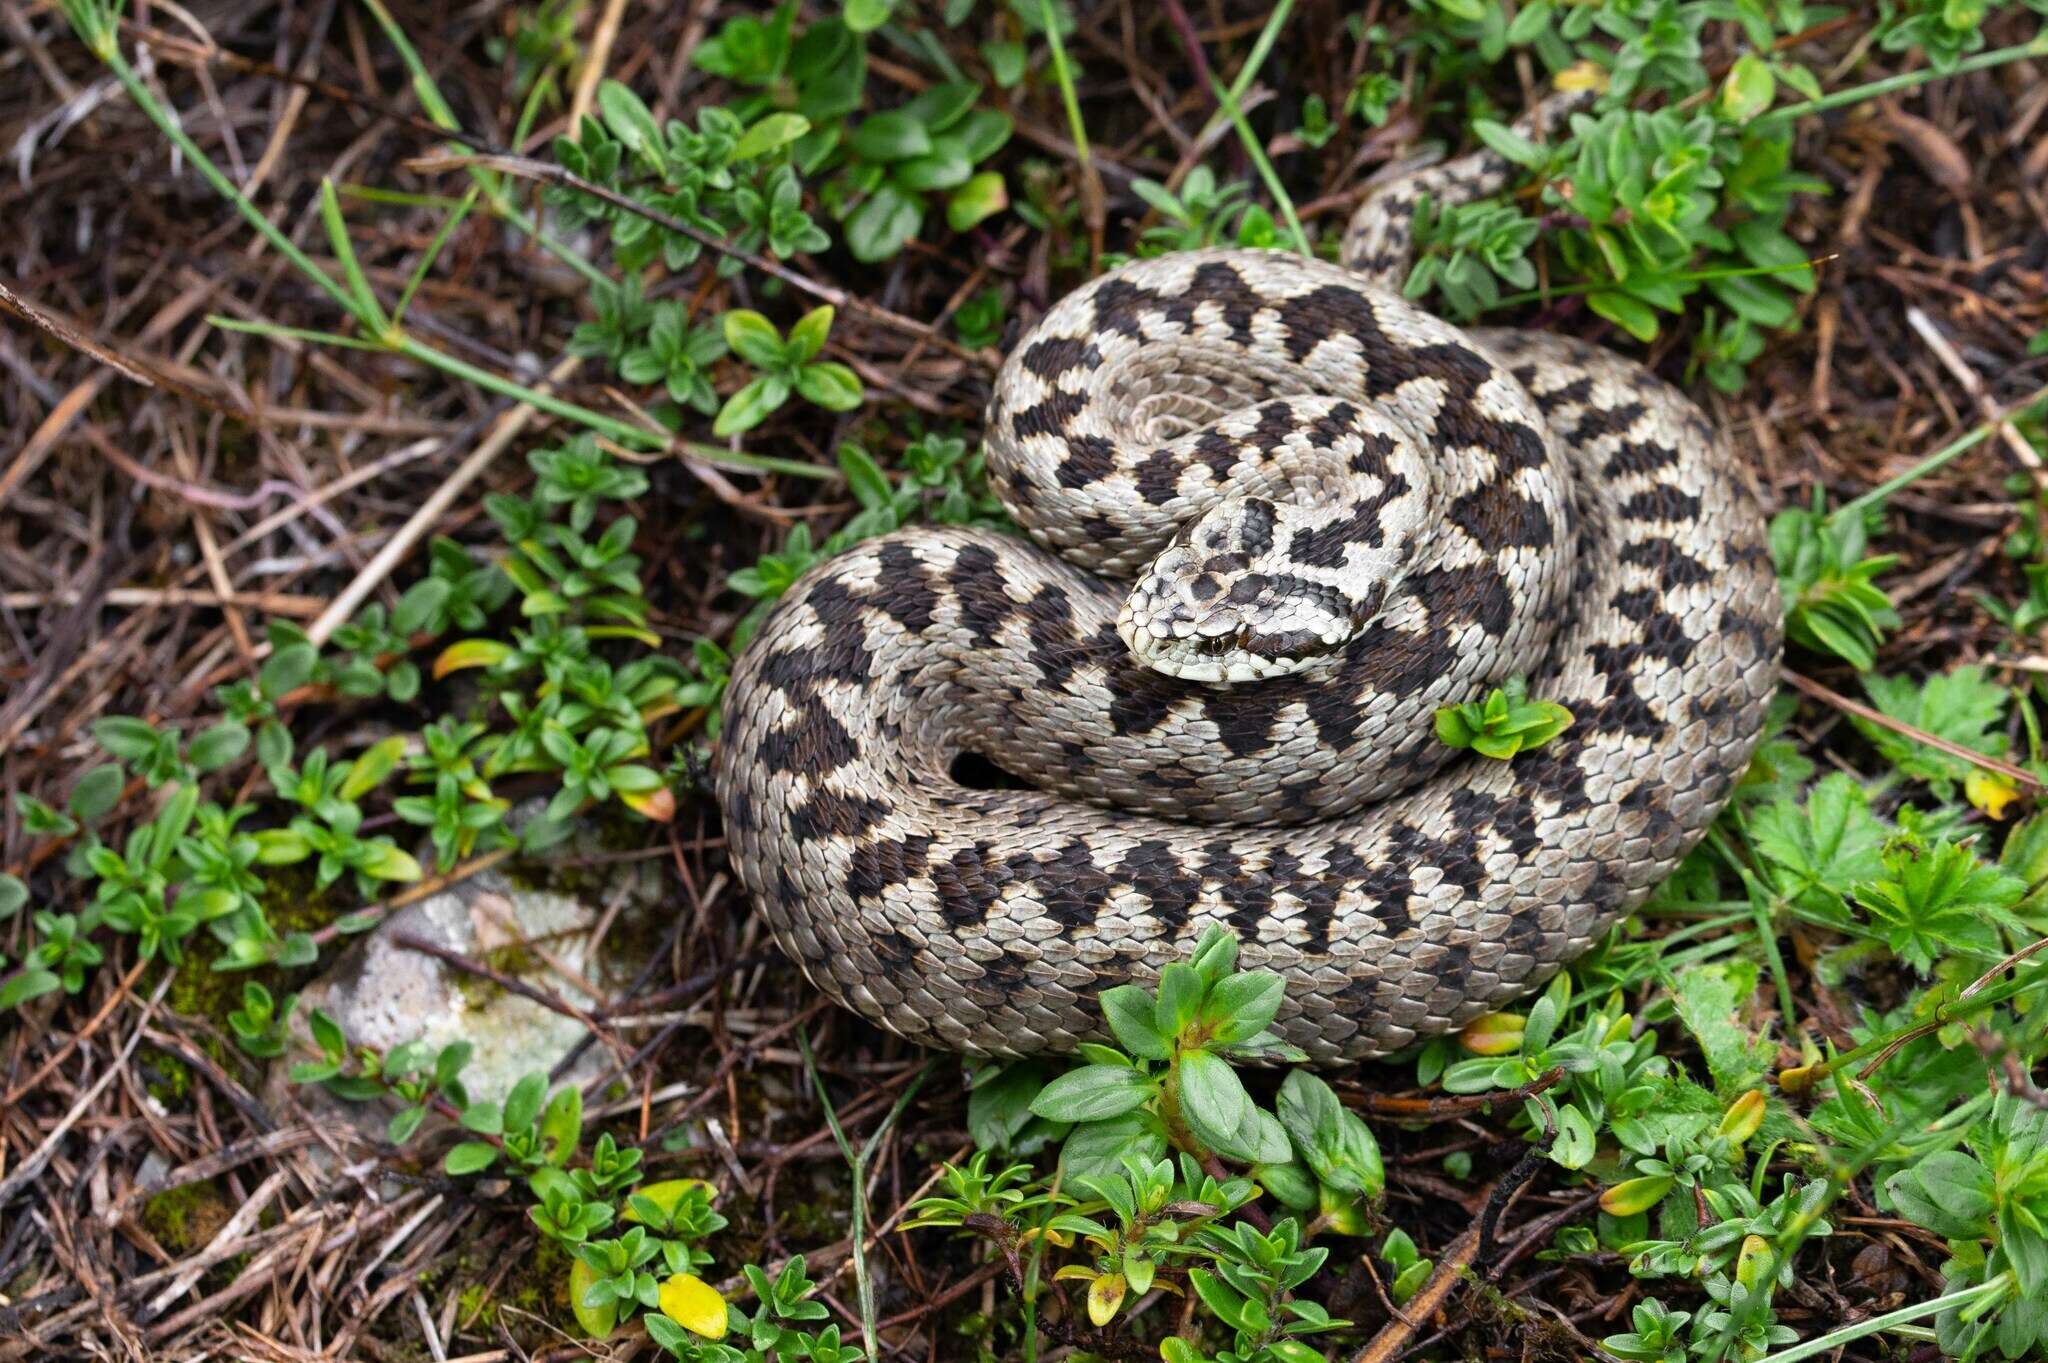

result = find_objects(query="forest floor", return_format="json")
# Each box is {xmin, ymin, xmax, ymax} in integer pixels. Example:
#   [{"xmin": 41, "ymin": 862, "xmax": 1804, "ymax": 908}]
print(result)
[{"xmin": 5, "ymin": 2, "xmax": 2048, "ymax": 1362}]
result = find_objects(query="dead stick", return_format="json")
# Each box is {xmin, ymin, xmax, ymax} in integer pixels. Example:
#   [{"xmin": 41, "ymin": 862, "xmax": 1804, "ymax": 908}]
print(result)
[{"xmin": 1782, "ymin": 667, "xmax": 2041, "ymax": 789}]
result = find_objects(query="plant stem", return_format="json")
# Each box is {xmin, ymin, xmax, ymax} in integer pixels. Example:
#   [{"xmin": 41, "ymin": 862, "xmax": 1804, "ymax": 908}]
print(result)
[
  {"xmin": 1209, "ymin": 77, "xmax": 1313, "ymax": 257},
  {"xmin": 800, "ymin": 1034, "xmax": 933, "ymax": 1363},
  {"xmin": 1830, "ymin": 418, "xmax": 1996, "ymax": 524},
  {"xmin": 1038, "ymin": 0, "xmax": 1088, "ymax": 166},
  {"xmin": 1750, "ymin": 1279, "xmax": 2004, "ymax": 1363},
  {"xmin": 1779, "ymin": 934, "xmax": 2048, "ymax": 1092},
  {"xmin": 1768, "ymin": 34, "xmax": 2048, "ymax": 122},
  {"xmin": 93, "ymin": 37, "xmax": 357, "ymax": 320}
]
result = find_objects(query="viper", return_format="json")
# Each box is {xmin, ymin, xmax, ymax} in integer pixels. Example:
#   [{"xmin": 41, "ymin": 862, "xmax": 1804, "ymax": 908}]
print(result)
[{"xmin": 714, "ymin": 92, "xmax": 1781, "ymax": 1063}]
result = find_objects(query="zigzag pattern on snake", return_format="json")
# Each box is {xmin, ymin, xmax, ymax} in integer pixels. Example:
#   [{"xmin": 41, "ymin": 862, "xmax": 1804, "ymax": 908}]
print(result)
[{"xmin": 713, "ymin": 94, "xmax": 1782, "ymax": 1063}]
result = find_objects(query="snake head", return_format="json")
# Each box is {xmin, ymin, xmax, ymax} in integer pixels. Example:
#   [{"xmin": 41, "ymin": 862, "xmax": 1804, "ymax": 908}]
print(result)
[{"xmin": 1119, "ymin": 496, "xmax": 1389, "ymax": 684}]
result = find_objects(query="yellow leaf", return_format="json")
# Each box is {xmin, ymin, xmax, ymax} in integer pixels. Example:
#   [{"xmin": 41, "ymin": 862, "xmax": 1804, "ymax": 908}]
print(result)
[
  {"xmin": 1459, "ymin": 1012, "xmax": 1525, "ymax": 1056},
  {"xmin": 433, "ymin": 638, "xmax": 512, "ymax": 679},
  {"xmin": 620, "ymin": 783, "xmax": 677, "ymax": 823},
  {"xmin": 1554, "ymin": 60, "xmax": 1609, "ymax": 94},
  {"xmin": 1966, "ymin": 769, "xmax": 2020, "ymax": 820},
  {"xmin": 1599, "ymin": 1174, "xmax": 1673, "ymax": 1217},
  {"xmin": 1777, "ymin": 1063, "xmax": 1819, "ymax": 1094},
  {"xmin": 624, "ymin": 1179, "xmax": 716, "ymax": 1224},
  {"xmin": 1717, "ymin": 1089, "xmax": 1766, "ymax": 1144},
  {"xmin": 1735, "ymin": 1234, "xmax": 1774, "ymax": 1289},
  {"xmin": 659, "ymin": 1273, "xmax": 729, "ymax": 1339},
  {"xmin": 341, "ymin": 735, "xmax": 409, "ymax": 801},
  {"xmin": 1087, "ymin": 1272, "xmax": 1126, "ymax": 1327},
  {"xmin": 1317, "ymin": 1183, "xmax": 1372, "ymax": 1237},
  {"xmin": 568, "ymin": 1257, "xmax": 617, "ymax": 1340}
]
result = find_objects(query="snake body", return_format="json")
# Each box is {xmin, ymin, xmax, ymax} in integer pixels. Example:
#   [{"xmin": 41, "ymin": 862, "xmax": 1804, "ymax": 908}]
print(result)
[{"xmin": 714, "ymin": 100, "xmax": 1781, "ymax": 1062}]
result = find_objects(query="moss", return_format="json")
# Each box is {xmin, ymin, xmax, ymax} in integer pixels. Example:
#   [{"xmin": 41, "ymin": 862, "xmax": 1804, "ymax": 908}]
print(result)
[
  {"xmin": 154, "ymin": 859, "xmax": 349, "ymax": 1044},
  {"xmin": 484, "ymin": 1235, "xmax": 573, "ymax": 1340},
  {"xmin": 142, "ymin": 1180, "xmax": 232, "ymax": 1253},
  {"xmin": 259, "ymin": 860, "xmax": 349, "ymax": 937},
  {"xmin": 141, "ymin": 1049, "xmax": 193, "ymax": 1105},
  {"xmin": 448, "ymin": 939, "xmax": 544, "ymax": 1011},
  {"xmin": 456, "ymin": 1281, "xmax": 496, "ymax": 1330}
]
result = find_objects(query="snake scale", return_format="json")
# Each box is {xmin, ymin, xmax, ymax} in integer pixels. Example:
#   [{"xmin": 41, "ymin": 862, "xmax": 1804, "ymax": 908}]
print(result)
[{"xmin": 714, "ymin": 94, "xmax": 1782, "ymax": 1063}]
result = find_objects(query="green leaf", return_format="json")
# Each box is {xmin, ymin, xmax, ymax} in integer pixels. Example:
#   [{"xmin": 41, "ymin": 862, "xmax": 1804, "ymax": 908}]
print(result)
[
  {"xmin": 837, "ymin": 444, "xmax": 892, "ymax": 510},
  {"xmin": 1473, "ymin": 119, "xmax": 1544, "ymax": 167},
  {"xmin": 503, "ymin": 1072, "xmax": 548, "ymax": 1132},
  {"xmin": 571, "ymin": 1255, "xmax": 619, "ymax": 1339},
  {"xmin": 845, "ymin": 183, "xmax": 924, "ymax": 262},
  {"xmin": 358, "ymin": 842, "xmax": 424, "ymax": 884},
  {"xmin": 1176, "ymin": 1050, "xmax": 1250, "ymax": 1151},
  {"xmin": 947, "ymin": 171, "xmax": 1008, "ymax": 231},
  {"xmin": 714, "ymin": 375, "xmax": 791, "ymax": 436},
  {"xmin": 1855, "ymin": 837, "xmax": 2022, "ymax": 972},
  {"xmin": 893, "ymin": 145, "xmax": 973, "ymax": 192},
  {"xmin": 787, "ymin": 305, "xmax": 835, "ymax": 362},
  {"xmin": 1748, "ymin": 773, "xmax": 1886, "ymax": 919},
  {"xmin": 1201, "ymin": 971, "xmax": 1284, "ymax": 1044},
  {"xmin": 187, "ymin": 716, "xmax": 250, "ymax": 769},
  {"xmin": 1720, "ymin": 53, "xmax": 1776, "ymax": 121},
  {"xmin": 796, "ymin": 362, "xmax": 863, "ymax": 411},
  {"xmin": 1588, "ymin": 290, "xmax": 1661, "ymax": 342},
  {"xmin": 260, "ymin": 642, "xmax": 319, "ymax": 699},
  {"xmin": 950, "ymin": 109, "xmax": 1013, "ymax": 161},
  {"xmin": 68, "ymin": 765, "xmax": 124, "ymax": 822},
  {"xmin": 1669, "ymin": 962, "xmax": 1772, "ymax": 1093},
  {"xmin": 445, "ymin": 1141, "xmax": 501, "ymax": 1175},
  {"xmin": 1030, "ymin": 1064, "xmax": 1155, "ymax": 1122},
  {"xmin": 1060, "ymin": 1110, "xmax": 1169, "ymax": 1183},
  {"xmin": 722, "ymin": 309, "xmax": 786, "ymax": 369},
  {"xmin": 843, "ymin": 0, "xmax": 895, "ymax": 32},
  {"xmin": 1885, "ymin": 1150, "xmax": 1995, "ymax": 1239},
  {"xmin": 597, "ymin": 80, "xmax": 664, "ymax": 169},
  {"xmin": 1154, "ymin": 962, "xmax": 1203, "ymax": 1038},
  {"xmin": 0, "ymin": 874, "xmax": 27, "ymax": 919},
  {"xmin": 1100, "ymin": 985, "xmax": 1171, "ymax": 1060},
  {"xmin": 340, "ymin": 735, "xmax": 408, "ymax": 801},
  {"xmin": 0, "ymin": 967, "xmax": 60, "ymax": 1011},
  {"xmin": 734, "ymin": 111, "xmax": 811, "ymax": 159},
  {"xmin": 1276, "ymin": 1070, "xmax": 1383, "ymax": 1196},
  {"xmin": 1186, "ymin": 1268, "xmax": 1248, "ymax": 1331},
  {"xmin": 387, "ymin": 1105, "xmax": 428, "ymax": 1145},
  {"xmin": 93, "ymin": 716, "xmax": 165, "ymax": 763},
  {"xmin": 983, "ymin": 40, "xmax": 1026, "ymax": 87},
  {"xmin": 1854, "ymin": 666, "xmax": 2008, "ymax": 800},
  {"xmin": 849, "ymin": 110, "xmax": 932, "ymax": 163}
]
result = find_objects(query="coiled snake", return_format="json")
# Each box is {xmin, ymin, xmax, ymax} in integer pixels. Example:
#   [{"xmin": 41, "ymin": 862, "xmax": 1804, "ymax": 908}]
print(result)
[{"xmin": 714, "ymin": 94, "xmax": 1781, "ymax": 1063}]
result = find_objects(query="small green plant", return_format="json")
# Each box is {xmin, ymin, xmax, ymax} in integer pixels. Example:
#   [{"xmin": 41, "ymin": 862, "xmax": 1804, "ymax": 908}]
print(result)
[
  {"xmin": 1126, "ymin": 168, "xmax": 1282, "ymax": 257},
  {"xmin": 1887, "ymin": 1093, "xmax": 2048, "ymax": 1360},
  {"xmin": 1375, "ymin": 1227, "xmax": 1432, "ymax": 1305},
  {"xmin": 953, "ymin": 286, "xmax": 1007, "ymax": 349},
  {"xmin": 1771, "ymin": 497, "xmax": 1900, "ymax": 670},
  {"xmin": 1402, "ymin": 194, "xmax": 1540, "ymax": 319},
  {"xmin": 828, "ymin": 82, "xmax": 1013, "ymax": 260},
  {"xmin": 715, "ymin": 306, "xmax": 863, "ymax": 435},
  {"xmin": 226, "ymin": 982, "xmax": 296, "ymax": 1058},
  {"xmin": 268, "ymin": 1011, "xmax": 876, "ymax": 1359},
  {"xmin": 1433, "ymin": 676, "xmax": 1573, "ymax": 758}
]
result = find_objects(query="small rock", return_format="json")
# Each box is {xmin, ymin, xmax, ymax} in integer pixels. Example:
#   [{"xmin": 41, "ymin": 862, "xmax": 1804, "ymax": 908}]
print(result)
[{"xmin": 269, "ymin": 810, "xmax": 665, "ymax": 1137}]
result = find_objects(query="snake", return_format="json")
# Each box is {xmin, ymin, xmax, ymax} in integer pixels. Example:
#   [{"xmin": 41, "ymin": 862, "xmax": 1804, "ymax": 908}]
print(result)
[{"xmin": 713, "ymin": 93, "xmax": 1782, "ymax": 1064}]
